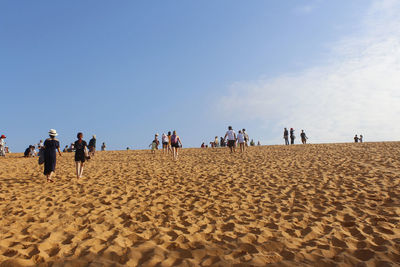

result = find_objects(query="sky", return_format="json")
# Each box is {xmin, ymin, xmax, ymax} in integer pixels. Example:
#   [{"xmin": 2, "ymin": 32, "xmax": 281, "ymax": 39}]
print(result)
[{"xmin": 1, "ymin": 0, "xmax": 399, "ymax": 152}]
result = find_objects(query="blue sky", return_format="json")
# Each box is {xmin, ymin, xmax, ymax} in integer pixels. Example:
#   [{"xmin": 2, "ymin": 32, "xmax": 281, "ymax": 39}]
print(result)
[{"xmin": 3, "ymin": 0, "xmax": 399, "ymax": 151}]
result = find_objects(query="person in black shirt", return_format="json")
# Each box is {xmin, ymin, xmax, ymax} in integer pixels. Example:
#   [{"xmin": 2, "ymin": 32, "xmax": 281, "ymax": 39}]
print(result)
[
  {"xmin": 74, "ymin": 132, "xmax": 88, "ymax": 178},
  {"xmin": 88, "ymin": 135, "xmax": 96, "ymax": 157},
  {"xmin": 354, "ymin": 135, "xmax": 359, "ymax": 143},
  {"xmin": 283, "ymin": 128, "xmax": 289, "ymax": 145},
  {"xmin": 43, "ymin": 129, "xmax": 62, "ymax": 182},
  {"xmin": 290, "ymin": 128, "xmax": 295, "ymax": 145}
]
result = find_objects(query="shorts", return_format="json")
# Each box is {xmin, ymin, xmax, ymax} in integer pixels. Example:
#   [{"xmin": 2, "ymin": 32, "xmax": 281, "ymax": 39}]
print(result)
[
  {"xmin": 162, "ymin": 142, "xmax": 169, "ymax": 146},
  {"xmin": 227, "ymin": 140, "xmax": 236, "ymax": 148},
  {"xmin": 171, "ymin": 143, "xmax": 180, "ymax": 148},
  {"xmin": 75, "ymin": 152, "xmax": 86, "ymax": 163}
]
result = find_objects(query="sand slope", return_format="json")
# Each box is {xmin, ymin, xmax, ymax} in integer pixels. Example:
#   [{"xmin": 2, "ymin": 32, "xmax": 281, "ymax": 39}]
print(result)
[{"xmin": 0, "ymin": 142, "xmax": 399, "ymax": 266}]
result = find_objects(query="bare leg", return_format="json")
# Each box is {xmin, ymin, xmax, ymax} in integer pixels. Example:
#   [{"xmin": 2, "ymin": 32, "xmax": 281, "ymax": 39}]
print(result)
[
  {"xmin": 76, "ymin": 162, "xmax": 81, "ymax": 178},
  {"xmin": 79, "ymin": 162, "xmax": 84, "ymax": 178}
]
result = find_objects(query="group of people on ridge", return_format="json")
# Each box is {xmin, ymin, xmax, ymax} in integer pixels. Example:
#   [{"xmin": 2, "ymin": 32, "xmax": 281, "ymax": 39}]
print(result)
[
  {"xmin": 283, "ymin": 128, "xmax": 308, "ymax": 145},
  {"xmin": 354, "ymin": 134, "xmax": 364, "ymax": 143}
]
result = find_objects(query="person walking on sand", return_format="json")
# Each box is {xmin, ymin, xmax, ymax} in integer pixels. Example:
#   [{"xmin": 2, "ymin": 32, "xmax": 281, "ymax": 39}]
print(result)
[
  {"xmin": 224, "ymin": 126, "xmax": 237, "ymax": 153},
  {"xmin": 300, "ymin": 130, "xmax": 308, "ymax": 144},
  {"xmin": 43, "ymin": 129, "xmax": 62, "ymax": 182},
  {"xmin": 0, "ymin": 135, "xmax": 6, "ymax": 157},
  {"xmin": 283, "ymin": 128, "xmax": 289, "ymax": 145},
  {"xmin": 237, "ymin": 130, "xmax": 246, "ymax": 153},
  {"xmin": 354, "ymin": 135, "xmax": 359, "ymax": 143},
  {"xmin": 162, "ymin": 133, "xmax": 169, "ymax": 154},
  {"xmin": 154, "ymin": 133, "xmax": 160, "ymax": 150},
  {"xmin": 167, "ymin": 131, "xmax": 173, "ymax": 154},
  {"xmin": 74, "ymin": 132, "xmax": 88, "ymax": 178},
  {"xmin": 359, "ymin": 135, "xmax": 363, "ymax": 143},
  {"xmin": 243, "ymin": 129, "xmax": 249, "ymax": 147},
  {"xmin": 170, "ymin": 130, "xmax": 182, "ymax": 160},
  {"xmin": 88, "ymin": 135, "xmax": 96, "ymax": 157},
  {"xmin": 101, "ymin": 142, "xmax": 106, "ymax": 151},
  {"xmin": 290, "ymin": 128, "xmax": 295, "ymax": 145}
]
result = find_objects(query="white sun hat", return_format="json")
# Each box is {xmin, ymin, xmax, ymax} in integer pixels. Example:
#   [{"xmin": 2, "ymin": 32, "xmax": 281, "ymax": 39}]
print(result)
[{"xmin": 49, "ymin": 129, "xmax": 58, "ymax": 136}]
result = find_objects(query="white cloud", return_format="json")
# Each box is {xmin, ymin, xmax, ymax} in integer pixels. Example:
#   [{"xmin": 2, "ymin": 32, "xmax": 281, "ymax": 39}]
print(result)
[{"xmin": 219, "ymin": 0, "xmax": 400, "ymax": 144}]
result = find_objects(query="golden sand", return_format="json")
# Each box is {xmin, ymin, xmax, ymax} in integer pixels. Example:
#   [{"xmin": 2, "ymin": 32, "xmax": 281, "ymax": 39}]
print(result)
[{"xmin": 0, "ymin": 143, "xmax": 399, "ymax": 266}]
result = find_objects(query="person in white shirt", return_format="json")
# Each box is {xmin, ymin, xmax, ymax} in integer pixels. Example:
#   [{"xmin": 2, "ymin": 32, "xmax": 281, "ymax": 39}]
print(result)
[
  {"xmin": 224, "ymin": 126, "xmax": 237, "ymax": 153},
  {"xmin": 161, "ymin": 133, "xmax": 169, "ymax": 154},
  {"xmin": 38, "ymin": 140, "xmax": 44, "ymax": 149},
  {"xmin": 237, "ymin": 130, "xmax": 246, "ymax": 153},
  {"xmin": 0, "ymin": 135, "xmax": 6, "ymax": 157},
  {"xmin": 242, "ymin": 129, "xmax": 249, "ymax": 147}
]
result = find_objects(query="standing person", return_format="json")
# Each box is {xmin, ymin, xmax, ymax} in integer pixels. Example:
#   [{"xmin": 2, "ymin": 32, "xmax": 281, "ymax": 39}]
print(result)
[
  {"xmin": 237, "ymin": 130, "xmax": 246, "ymax": 153},
  {"xmin": 152, "ymin": 133, "xmax": 160, "ymax": 150},
  {"xmin": 43, "ymin": 129, "xmax": 62, "ymax": 182},
  {"xmin": 224, "ymin": 126, "xmax": 237, "ymax": 153},
  {"xmin": 88, "ymin": 135, "xmax": 96, "ymax": 157},
  {"xmin": 300, "ymin": 130, "xmax": 308, "ymax": 144},
  {"xmin": 74, "ymin": 132, "xmax": 88, "ymax": 179},
  {"xmin": 162, "ymin": 133, "xmax": 169, "ymax": 154},
  {"xmin": 354, "ymin": 135, "xmax": 359, "ymax": 143},
  {"xmin": 290, "ymin": 128, "xmax": 295, "ymax": 145},
  {"xmin": 242, "ymin": 129, "xmax": 249, "ymax": 147},
  {"xmin": 0, "ymin": 135, "xmax": 6, "ymax": 157},
  {"xmin": 101, "ymin": 142, "xmax": 106, "ymax": 151},
  {"xmin": 214, "ymin": 136, "xmax": 219, "ymax": 147},
  {"xmin": 359, "ymin": 135, "xmax": 363, "ymax": 143},
  {"xmin": 170, "ymin": 130, "xmax": 182, "ymax": 160},
  {"xmin": 250, "ymin": 139, "xmax": 255, "ymax": 146},
  {"xmin": 283, "ymin": 128, "xmax": 289, "ymax": 145}
]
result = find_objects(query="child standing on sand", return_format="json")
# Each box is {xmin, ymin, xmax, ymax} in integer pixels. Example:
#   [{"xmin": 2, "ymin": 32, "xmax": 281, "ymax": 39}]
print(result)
[
  {"xmin": 170, "ymin": 130, "xmax": 182, "ymax": 160},
  {"xmin": 74, "ymin": 132, "xmax": 88, "ymax": 178}
]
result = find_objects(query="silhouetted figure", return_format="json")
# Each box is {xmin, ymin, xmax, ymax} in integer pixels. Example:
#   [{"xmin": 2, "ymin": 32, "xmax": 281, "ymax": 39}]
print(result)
[
  {"xmin": 359, "ymin": 135, "xmax": 363, "ymax": 143},
  {"xmin": 354, "ymin": 135, "xmax": 359, "ymax": 143},
  {"xmin": 283, "ymin": 128, "xmax": 289, "ymax": 145},
  {"xmin": 300, "ymin": 130, "xmax": 308, "ymax": 144},
  {"xmin": 290, "ymin": 128, "xmax": 295, "ymax": 145}
]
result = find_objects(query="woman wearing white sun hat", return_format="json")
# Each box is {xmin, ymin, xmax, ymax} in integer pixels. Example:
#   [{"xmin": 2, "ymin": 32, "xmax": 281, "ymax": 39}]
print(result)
[{"xmin": 43, "ymin": 129, "xmax": 62, "ymax": 182}]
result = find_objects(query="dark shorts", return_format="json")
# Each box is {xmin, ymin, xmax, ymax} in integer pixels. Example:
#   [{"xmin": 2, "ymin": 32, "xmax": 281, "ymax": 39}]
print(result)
[
  {"xmin": 75, "ymin": 152, "xmax": 86, "ymax": 163},
  {"xmin": 227, "ymin": 140, "xmax": 236, "ymax": 148},
  {"xmin": 171, "ymin": 143, "xmax": 180, "ymax": 148},
  {"xmin": 162, "ymin": 142, "xmax": 169, "ymax": 146}
]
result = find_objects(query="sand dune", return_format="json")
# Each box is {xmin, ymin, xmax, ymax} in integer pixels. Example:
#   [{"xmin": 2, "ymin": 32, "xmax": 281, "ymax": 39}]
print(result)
[{"xmin": 0, "ymin": 142, "xmax": 399, "ymax": 266}]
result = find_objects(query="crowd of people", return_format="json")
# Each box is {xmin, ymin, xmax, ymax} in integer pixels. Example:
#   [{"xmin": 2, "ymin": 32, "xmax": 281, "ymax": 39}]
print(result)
[{"xmin": 0, "ymin": 126, "xmax": 369, "ymax": 182}]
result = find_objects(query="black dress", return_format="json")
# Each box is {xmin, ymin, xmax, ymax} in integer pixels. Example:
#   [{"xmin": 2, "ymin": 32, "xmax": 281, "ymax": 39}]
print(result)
[
  {"xmin": 43, "ymin": 138, "xmax": 60, "ymax": 175},
  {"xmin": 74, "ymin": 140, "xmax": 87, "ymax": 162}
]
